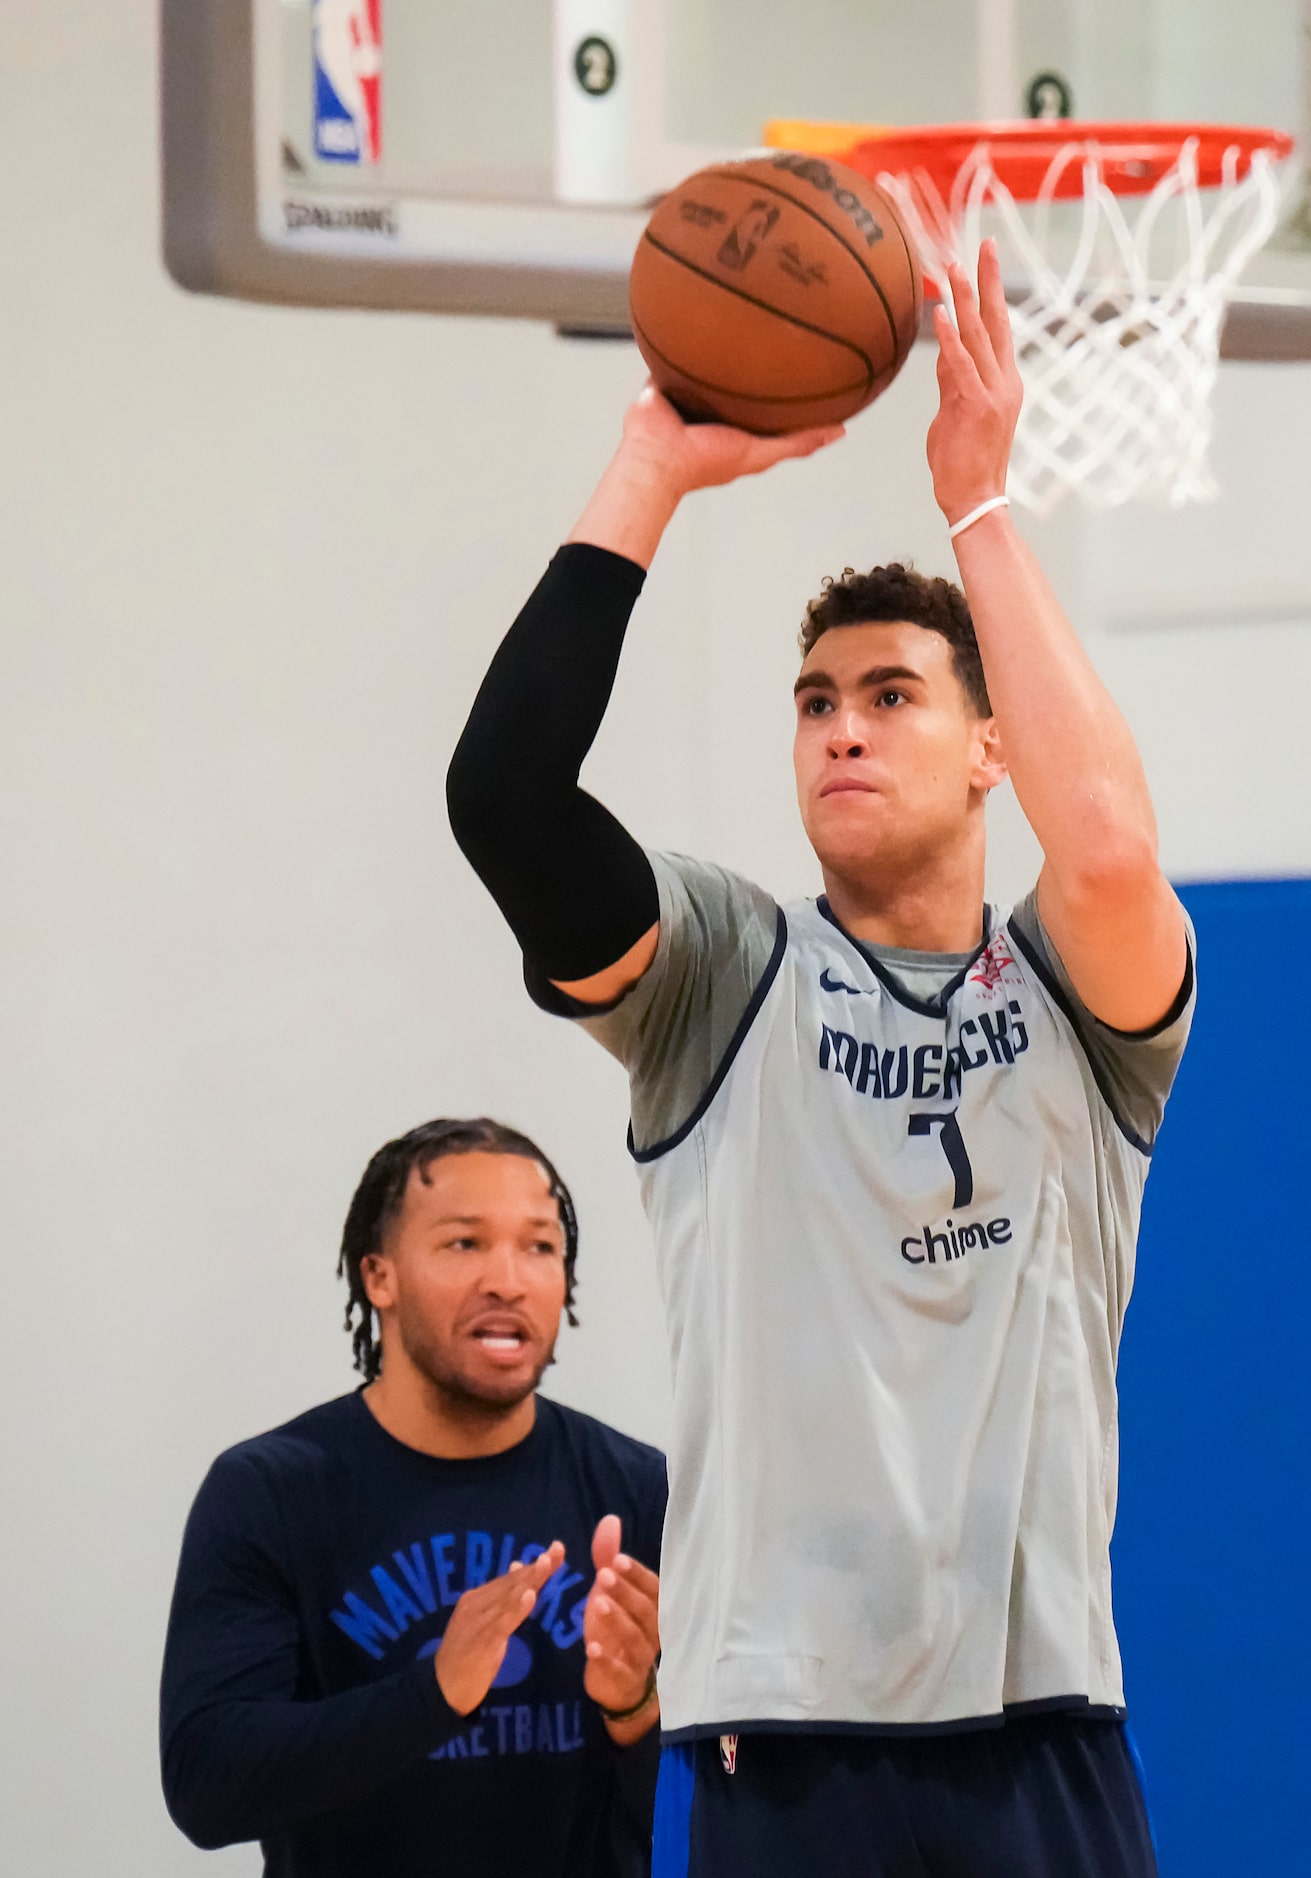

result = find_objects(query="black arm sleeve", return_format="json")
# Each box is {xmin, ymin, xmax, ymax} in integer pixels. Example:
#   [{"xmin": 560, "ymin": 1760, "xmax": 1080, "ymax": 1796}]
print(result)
[
  {"xmin": 159, "ymin": 1457, "xmax": 462, "ymax": 1849},
  {"xmin": 446, "ymin": 542, "xmax": 660, "ymax": 983}
]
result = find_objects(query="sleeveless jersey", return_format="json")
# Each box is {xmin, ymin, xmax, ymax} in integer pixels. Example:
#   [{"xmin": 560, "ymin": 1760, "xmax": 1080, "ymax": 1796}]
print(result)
[{"xmin": 543, "ymin": 852, "xmax": 1194, "ymax": 1740}]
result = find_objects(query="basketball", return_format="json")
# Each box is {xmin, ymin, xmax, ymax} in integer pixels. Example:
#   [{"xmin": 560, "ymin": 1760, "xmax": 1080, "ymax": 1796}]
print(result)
[{"xmin": 628, "ymin": 153, "xmax": 923, "ymax": 433}]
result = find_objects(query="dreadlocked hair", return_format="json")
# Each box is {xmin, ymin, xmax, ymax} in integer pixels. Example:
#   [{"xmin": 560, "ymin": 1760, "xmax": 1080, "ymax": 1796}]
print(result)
[
  {"xmin": 337, "ymin": 1117, "xmax": 581, "ymax": 1384},
  {"xmin": 800, "ymin": 563, "xmax": 992, "ymax": 717}
]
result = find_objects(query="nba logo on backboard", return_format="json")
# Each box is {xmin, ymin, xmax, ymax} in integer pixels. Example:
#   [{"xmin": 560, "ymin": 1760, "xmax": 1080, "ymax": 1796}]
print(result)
[{"xmin": 312, "ymin": 0, "xmax": 382, "ymax": 165}]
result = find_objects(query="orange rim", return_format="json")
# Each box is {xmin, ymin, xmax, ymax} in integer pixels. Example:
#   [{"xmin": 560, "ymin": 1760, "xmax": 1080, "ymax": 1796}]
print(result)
[{"xmin": 763, "ymin": 118, "xmax": 1296, "ymax": 201}]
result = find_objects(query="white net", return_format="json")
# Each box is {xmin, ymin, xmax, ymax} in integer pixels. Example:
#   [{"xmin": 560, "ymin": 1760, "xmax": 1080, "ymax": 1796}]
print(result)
[{"xmin": 876, "ymin": 136, "xmax": 1288, "ymax": 512}]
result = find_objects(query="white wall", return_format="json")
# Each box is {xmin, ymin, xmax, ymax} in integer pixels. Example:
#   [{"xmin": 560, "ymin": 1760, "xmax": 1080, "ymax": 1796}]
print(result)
[{"xmin": 3, "ymin": 5, "xmax": 1311, "ymax": 1876}]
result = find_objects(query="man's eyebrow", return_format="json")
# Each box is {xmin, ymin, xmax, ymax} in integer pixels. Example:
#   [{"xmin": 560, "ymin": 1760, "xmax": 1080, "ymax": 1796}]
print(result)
[
  {"xmin": 794, "ymin": 669, "xmax": 836, "ymax": 696},
  {"xmin": 858, "ymin": 665, "xmax": 924, "ymax": 688},
  {"xmin": 794, "ymin": 664, "xmax": 924, "ymax": 696},
  {"xmin": 431, "ymin": 1212, "xmax": 562, "ymax": 1230}
]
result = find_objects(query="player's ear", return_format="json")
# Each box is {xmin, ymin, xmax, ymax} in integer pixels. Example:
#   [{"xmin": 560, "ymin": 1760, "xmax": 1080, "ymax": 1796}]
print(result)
[
  {"xmin": 360, "ymin": 1252, "xmax": 396, "ymax": 1311},
  {"xmin": 972, "ymin": 716, "xmax": 1008, "ymax": 793}
]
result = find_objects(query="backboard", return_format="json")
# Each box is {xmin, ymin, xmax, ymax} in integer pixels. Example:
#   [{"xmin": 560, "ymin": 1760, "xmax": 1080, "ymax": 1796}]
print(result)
[{"xmin": 161, "ymin": 0, "xmax": 1311, "ymax": 355}]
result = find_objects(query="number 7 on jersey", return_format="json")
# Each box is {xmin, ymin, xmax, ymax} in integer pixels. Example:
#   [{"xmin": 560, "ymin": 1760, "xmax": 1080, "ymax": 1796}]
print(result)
[{"xmin": 908, "ymin": 1112, "xmax": 974, "ymax": 1209}]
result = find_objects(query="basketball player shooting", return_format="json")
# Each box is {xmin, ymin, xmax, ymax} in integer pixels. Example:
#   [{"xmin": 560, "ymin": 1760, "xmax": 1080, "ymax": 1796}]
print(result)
[{"xmin": 447, "ymin": 244, "xmax": 1194, "ymax": 1878}]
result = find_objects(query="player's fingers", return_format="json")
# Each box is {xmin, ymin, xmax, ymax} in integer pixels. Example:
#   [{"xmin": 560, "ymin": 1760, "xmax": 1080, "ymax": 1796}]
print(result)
[
  {"xmin": 590, "ymin": 1571, "xmax": 660, "ymax": 1659},
  {"xmin": 586, "ymin": 1639, "xmax": 649, "ymax": 1689},
  {"xmin": 933, "ymin": 303, "xmax": 979, "ymax": 394},
  {"xmin": 934, "ymin": 323, "xmax": 953, "ymax": 390},
  {"xmin": 592, "ymin": 1515, "xmax": 621, "ymax": 1573},
  {"xmin": 786, "ymin": 422, "xmax": 847, "ymax": 458},
  {"xmin": 748, "ymin": 423, "xmax": 845, "ymax": 472},
  {"xmin": 512, "ymin": 1547, "xmax": 564, "ymax": 1602},
  {"xmin": 634, "ymin": 379, "xmax": 674, "ymax": 416},
  {"xmin": 945, "ymin": 264, "xmax": 997, "ymax": 386},
  {"xmin": 527, "ymin": 1540, "xmax": 566, "ymax": 1575},
  {"xmin": 492, "ymin": 1584, "xmax": 539, "ymax": 1632},
  {"xmin": 597, "ymin": 1561, "xmax": 660, "ymax": 1632},
  {"xmin": 465, "ymin": 1574, "xmax": 537, "ymax": 1631},
  {"xmin": 504, "ymin": 1546, "xmax": 561, "ymax": 1584},
  {"xmin": 975, "ymin": 239, "xmax": 1016, "ymax": 375},
  {"xmin": 480, "ymin": 1542, "xmax": 563, "ymax": 1609},
  {"xmin": 587, "ymin": 1592, "xmax": 652, "ymax": 1663},
  {"xmin": 589, "ymin": 1577, "xmax": 657, "ymax": 1650},
  {"xmin": 612, "ymin": 1553, "xmax": 659, "ymax": 1601},
  {"xmin": 605, "ymin": 1593, "xmax": 659, "ymax": 1660},
  {"xmin": 482, "ymin": 1580, "xmax": 541, "ymax": 1643}
]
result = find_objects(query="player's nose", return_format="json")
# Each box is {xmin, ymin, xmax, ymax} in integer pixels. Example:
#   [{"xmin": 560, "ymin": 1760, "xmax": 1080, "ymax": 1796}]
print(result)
[
  {"xmin": 478, "ymin": 1242, "xmax": 527, "ymax": 1299},
  {"xmin": 826, "ymin": 708, "xmax": 868, "ymax": 758}
]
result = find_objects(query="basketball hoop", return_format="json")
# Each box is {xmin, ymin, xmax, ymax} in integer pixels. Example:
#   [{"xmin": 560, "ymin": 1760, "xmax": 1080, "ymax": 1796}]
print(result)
[{"xmin": 765, "ymin": 120, "xmax": 1296, "ymax": 512}]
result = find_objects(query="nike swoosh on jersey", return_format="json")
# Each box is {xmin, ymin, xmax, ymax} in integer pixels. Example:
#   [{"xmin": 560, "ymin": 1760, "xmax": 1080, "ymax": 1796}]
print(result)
[{"xmin": 819, "ymin": 967, "xmax": 868, "ymax": 995}]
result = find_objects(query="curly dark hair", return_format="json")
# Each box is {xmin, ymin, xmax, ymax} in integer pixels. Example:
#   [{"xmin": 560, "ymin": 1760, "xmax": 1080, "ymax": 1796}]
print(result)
[
  {"xmin": 337, "ymin": 1117, "xmax": 580, "ymax": 1384},
  {"xmin": 800, "ymin": 563, "xmax": 991, "ymax": 717}
]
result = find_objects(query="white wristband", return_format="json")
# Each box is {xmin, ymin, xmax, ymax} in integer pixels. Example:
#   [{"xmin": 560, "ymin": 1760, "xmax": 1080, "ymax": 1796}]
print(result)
[{"xmin": 947, "ymin": 495, "xmax": 1010, "ymax": 540}]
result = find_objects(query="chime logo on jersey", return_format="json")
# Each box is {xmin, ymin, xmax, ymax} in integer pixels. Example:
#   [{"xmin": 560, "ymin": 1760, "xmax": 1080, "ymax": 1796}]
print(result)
[{"xmin": 312, "ymin": 0, "xmax": 382, "ymax": 165}]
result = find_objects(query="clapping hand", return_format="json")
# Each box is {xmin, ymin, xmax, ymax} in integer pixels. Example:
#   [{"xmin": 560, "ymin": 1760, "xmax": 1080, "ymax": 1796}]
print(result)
[
  {"xmin": 433, "ymin": 1540, "xmax": 566, "ymax": 1716},
  {"xmin": 584, "ymin": 1515, "xmax": 660, "ymax": 1738}
]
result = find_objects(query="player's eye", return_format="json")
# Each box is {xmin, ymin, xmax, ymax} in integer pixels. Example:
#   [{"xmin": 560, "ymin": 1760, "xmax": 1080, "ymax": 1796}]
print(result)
[
  {"xmin": 446, "ymin": 1235, "xmax": 478, "ymax": 1252},
  {"xmin": 877, "ymin": 689, "xmax": 906, "ymax": 707},
  {"xmin": 802, "ymin": 695, "xmax": 832, "ymax": 716},
  {"xmin": 532, "ymin": 1239, "xmax": 561, "ymax": 1257}
]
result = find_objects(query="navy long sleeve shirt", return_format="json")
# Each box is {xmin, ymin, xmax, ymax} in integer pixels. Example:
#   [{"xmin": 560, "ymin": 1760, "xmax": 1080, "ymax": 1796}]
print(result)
[{"xmin": 160, "ymin": 1392, "xmax": 667, "ymax": 1876}]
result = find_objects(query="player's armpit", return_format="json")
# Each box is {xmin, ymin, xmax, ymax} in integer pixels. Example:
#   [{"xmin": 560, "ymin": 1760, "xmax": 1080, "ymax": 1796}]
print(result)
[
  {"xmin": 1036, "ymin": 859, "xmax": 1189, "ymax": 1033},
  {"xmin": 551, "ymin": 922, "xmax": 660, "ymax": 1007}
]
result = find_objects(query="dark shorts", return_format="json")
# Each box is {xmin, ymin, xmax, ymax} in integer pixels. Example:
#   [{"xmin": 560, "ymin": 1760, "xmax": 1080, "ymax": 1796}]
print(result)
[{"xmin": 652, "ymin": 1716, "xmax": 1158, "ymax": 1878}]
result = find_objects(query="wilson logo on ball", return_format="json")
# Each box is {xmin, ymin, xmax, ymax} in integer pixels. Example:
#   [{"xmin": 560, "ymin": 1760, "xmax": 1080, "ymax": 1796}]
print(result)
[{"xmin": 770, "ymin": 152, "xmax": 886, "ymax": 248}]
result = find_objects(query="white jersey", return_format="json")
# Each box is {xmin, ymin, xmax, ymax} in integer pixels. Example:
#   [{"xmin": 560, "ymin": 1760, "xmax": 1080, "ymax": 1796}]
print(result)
[{"xmin": 538, "ymin": 852, "xmax": 1194, "ymax": 1739}]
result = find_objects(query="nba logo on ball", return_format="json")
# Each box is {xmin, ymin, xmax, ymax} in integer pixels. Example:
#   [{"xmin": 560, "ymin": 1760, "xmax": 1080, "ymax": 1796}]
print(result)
[
  {"xmin": 718, "ymin": 202, "xmax": 780, "ymax": 272},
  {"xmin": 312, "ymin": 0, "xmax": 382, "ymax": 164}
]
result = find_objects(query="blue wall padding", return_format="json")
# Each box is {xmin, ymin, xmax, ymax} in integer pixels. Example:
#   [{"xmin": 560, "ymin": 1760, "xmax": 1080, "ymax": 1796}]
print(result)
[{"xmin": 1113, "ymin": 877, "xmax": 1311, "ymax": 1877}]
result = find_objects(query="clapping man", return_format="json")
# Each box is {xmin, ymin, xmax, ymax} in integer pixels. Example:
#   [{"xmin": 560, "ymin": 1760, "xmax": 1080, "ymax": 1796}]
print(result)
[{"xmin": 162, "ymin": 1117, "xmax": 666, "ymax": 1877}]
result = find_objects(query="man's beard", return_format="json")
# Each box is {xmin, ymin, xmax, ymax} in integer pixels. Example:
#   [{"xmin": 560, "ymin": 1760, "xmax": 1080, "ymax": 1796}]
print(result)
[{"xmin": 397, "ymin": 1307, "xmax": 556, "ymax": 1414}]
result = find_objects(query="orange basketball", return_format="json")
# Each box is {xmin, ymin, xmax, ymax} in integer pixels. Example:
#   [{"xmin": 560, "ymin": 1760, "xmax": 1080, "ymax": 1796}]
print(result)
[{"xmin": 628, "ymin": 153, "xmax": 923, "ymax": 434}]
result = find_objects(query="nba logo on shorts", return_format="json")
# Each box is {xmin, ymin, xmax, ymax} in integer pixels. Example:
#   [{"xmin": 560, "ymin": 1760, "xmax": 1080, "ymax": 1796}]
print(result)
[
  {"xmin": 719, "ymin": 1733, "xmax": 739, "ymax": 1775},
  {"xmin": 312, "ymin": 0, "xmax": 382, "ymax": 165}
]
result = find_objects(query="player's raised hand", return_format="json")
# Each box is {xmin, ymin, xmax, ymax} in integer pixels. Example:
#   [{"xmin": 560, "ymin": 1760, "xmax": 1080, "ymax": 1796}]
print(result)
[
  {"xmin": 926, "ymin": 241, "xmax": 1023, "ymax": 527},
  {"xmin": 570, "ymin": 381, "xmax": 843, "ymax": 567},
  {"xmin": 433, "ymin": 1539, "xmax": 565, "ymax": 1715},
  {"xmin": 584, "ymin": 1514, "xmax": 660, "ymax": 1731},
  {"xmin": 622, "ymin": 382, "xmax": 845, "ymax": 494}
]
